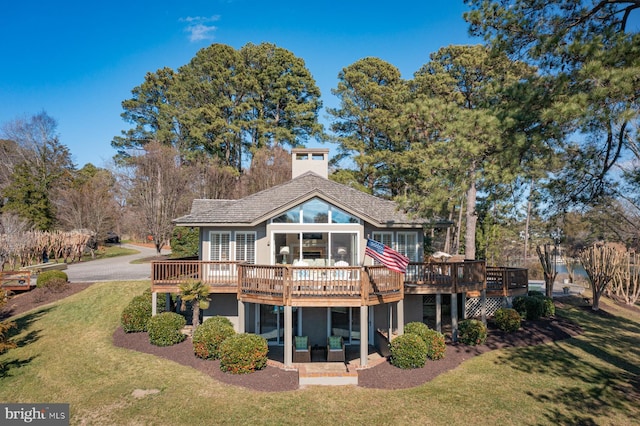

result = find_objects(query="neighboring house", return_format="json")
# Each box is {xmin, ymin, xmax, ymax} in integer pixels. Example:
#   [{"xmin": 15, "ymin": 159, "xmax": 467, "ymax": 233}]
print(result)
[{"xmin": 152, "ymin": 148, "xmax": 527, "ymax": 367}]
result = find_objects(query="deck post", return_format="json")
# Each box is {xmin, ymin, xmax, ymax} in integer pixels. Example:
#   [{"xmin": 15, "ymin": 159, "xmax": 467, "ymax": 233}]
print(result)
[
  {"xmin": 397, "ymin": 300, "xmax": 404, "ymax": 336},
  {"xmin": 360, "ymin": 307, "xmax": 369, "ymax": 367},
  {"xmin": 165, "ymin": 293, "xmax": 171, "ymax": 312},
  {"xmin": 451, "ymin": 293, "xmax": 458, "ymax": 342},
  {"xmin": 237, "ymin": 300, "xmax": 245, "ymax": 333},
  {"xmin": 462, "ymin": 292, "xmax": 467, "ymax": 319},
  {"xmin": 152, "ymin": 292, "xmax": 157, "ymax": 316},
  {"xmin": 435, "ymin": 293, "xmax": 442, "ymax": 333},
  {"xmin": 480, "ymin": 288, "xmax": 487, "ymax": 325},
  {"xmin": 388, "ymin": 305, "xmax": 393, "ymax": 342},
  {"xmin": 284, "ymin": 305, "xmax": 293, "ymax": 367}
]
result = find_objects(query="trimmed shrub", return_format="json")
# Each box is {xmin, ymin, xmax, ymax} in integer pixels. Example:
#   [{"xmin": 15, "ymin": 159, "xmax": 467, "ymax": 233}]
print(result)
[
  {"xmin": 121, "ymin": 295, "xmax": 153, "ymax": 332},
  {"xmin": 192, "ymin": 316, "xmax": 236, "ymax": 359},
  {"xmin": 404, "ymin": 322, "xmax": 431, "ymax": 341},
  {"xmin": 36, "ymin": 270, "xmax": 68, "ymax": 288},
  {"xmin": 404, "ymin": 322, "xmax": 445, "ymax": 360},
  {"xmin": 542, "ymin": 297, "xmax": 556, "ymax": 317},
  {"xmin": 121, "ymin": 290, "xmax": 166, "ymax": 333},
  {"xmin": 528, "ymin": 291, "xmax": 556, "ymax": 316},
  {"xmin": 423, "ymin": 329, "xmax": 446, "ymax": 360},
  {"xmin": 147, "ymin": 312, "xmax": 186, "ymax": 346},
  {"xmin": 458, "ymin": 319, "xmax": 487, "ymax": 345},
  {"xmin": 389, "ymin": 333, "xmax": 428, "ymax": 369},
  {"xmin": 493, "ymin": 308, "xmax": 521, "ymax": 332},
  {"xmin": 219, "ymin": 333, "xmax": 268, "ymax": 374},
  {"xmin": 40, "ymin": 277, "xmax": 70, "ymax": 293},
  {"xmin": 513, "ymin": 295, "xmax": 545, "ymax": 320}
]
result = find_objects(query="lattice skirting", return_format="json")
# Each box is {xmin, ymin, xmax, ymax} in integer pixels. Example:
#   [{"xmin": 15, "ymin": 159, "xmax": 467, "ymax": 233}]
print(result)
[{"xmin": 465, "ymin": 296, "xmax": 506, "ymax": 318}]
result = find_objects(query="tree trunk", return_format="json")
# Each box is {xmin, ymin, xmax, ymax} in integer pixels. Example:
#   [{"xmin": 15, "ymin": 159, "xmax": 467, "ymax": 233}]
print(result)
[
  {"xmin": 523, "ymin": 178, "xmax": 534, "ymax": 266},
  {"xmin": 536, "ymin": 244, "xmax": 557, "ymax": 298},
  {"xmin": 454, "ymin": 195, "xmax": 464, "ymax": 255},
  {"xmin": 464, "ymin": 169, "xmax": 477, "ymax": 260},
  {"xmin": 193, "ymin": 304, "xmax": 200, "ymax": 329}
]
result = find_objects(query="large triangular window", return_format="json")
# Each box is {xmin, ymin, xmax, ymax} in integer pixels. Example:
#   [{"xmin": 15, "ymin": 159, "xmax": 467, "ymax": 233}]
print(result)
[{"xmin": 272, "ymin": 198, "xmax": 358, "ymax": 224}]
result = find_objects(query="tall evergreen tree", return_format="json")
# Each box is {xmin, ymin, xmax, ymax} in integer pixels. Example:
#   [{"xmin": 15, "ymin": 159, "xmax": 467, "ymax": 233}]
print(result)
[
  {"xmin": 1, "ymin": 112, "xmax": 74, "ymax": 230},
  {"xmin": 401, "ymin": 45, "xmax": 539, "ymax": 259},
  {"xmin": 465, "ymin": 0, "xmax": 640, "ymax": 210},
  {"xmin": 328, "ymin": 57, "xmax": 410, "ymax": 197},
  {"xmin": 113, "ymin": 42, "xmax": 323, "ymax": 172}
]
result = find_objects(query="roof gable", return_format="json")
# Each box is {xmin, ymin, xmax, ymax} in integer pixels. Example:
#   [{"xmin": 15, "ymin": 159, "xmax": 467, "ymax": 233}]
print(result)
[{"xmin": 174, "ymin": 172, "xmax": 424, "ymax": 227}]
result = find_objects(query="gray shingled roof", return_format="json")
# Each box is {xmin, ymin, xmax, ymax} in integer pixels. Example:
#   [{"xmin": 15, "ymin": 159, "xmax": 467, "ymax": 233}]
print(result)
[{"xmin": 174, "ymin": 172, "xmax": 424, "ymax": 227}]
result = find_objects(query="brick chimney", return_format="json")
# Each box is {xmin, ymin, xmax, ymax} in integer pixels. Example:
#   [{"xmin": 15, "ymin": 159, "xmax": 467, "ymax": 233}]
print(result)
[{"xmin": 291, "ymin": 148, "xmax": 329, "ymax": 179}]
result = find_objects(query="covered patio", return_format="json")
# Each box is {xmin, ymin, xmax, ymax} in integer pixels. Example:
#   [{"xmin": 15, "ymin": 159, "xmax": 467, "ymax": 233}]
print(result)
[{"xmin": 150, "ymin": 260, "xmax": 528, "ymax": 367}]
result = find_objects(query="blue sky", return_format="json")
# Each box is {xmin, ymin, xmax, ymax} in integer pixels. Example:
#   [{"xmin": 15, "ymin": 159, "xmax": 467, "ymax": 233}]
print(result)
[{"xmin": 0, "ymin": 1, "xmax": 476, "ymax": 168}]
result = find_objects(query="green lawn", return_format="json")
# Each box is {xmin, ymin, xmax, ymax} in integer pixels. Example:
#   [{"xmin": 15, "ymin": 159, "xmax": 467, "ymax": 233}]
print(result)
[{"xmin": 1, "ymin": 282, "xmax": 638, "ymax": 425}]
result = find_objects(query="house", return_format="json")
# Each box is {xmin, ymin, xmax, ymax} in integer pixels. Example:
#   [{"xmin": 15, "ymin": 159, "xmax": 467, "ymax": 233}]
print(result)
[{"xmin": 151, "ymin": 148, "xmax": 528, "ymax": 367}]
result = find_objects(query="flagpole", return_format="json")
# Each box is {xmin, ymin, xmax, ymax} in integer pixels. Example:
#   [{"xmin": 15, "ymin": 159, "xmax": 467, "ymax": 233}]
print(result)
[{"xmin": 362, "ymin": 234, "xmax": 370, "ymax": 266}]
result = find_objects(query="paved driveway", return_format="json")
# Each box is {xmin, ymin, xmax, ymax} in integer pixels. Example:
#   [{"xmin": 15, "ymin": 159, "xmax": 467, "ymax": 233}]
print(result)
[{"xmin": 65, "ymin": 244, "xmax": 170, "ymax": 283}]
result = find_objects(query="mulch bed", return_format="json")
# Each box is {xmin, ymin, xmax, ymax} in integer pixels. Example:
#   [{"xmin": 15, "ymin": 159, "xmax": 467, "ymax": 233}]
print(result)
[
  {"xmin": 113, "ymin": 315, "xmax": 582, "ymax": 392},
  {"xmin": 2, "ymin": 284, "xmax": 584, "ymax": 392},
  {"xmin": 112, "ymin": 327, "xmax": 300, "ymax": 392},
  {"xmin": 0, "ymin": 283, "xmax": 92, "ymax": 321}
]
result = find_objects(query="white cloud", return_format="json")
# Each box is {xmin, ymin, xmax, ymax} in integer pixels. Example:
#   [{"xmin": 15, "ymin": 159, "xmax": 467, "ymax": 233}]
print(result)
[{"xmin": 180, "ymin": 15, "xmax": 220, "ymax": 42}]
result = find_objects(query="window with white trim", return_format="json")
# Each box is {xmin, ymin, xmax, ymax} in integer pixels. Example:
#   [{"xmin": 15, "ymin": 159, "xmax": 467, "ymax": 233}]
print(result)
[
  {"xmin": 370, "ymin": 232, "xmax": 393, "ymax": 265},
  {"xmin": 397, "ymin": 232, "xmax": 419, "ymax": 262},
  {"xmin": 209, "ymin": 232, "xmax": 231, "ymax": 261},
  {"xmin": 236, "ymin": 232, "xmax": 256, "ymax": 264},
  {"xmin": 371, "ymin": 232, "xmax": 393, "ymax": 248}
]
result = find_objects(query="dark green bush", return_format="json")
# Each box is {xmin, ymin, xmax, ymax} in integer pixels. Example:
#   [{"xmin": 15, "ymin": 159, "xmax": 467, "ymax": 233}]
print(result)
[
  {"xmin": 40, "ymin": 277, "xmax": 70, "ymax": 293},
  {"xmin": 219, "ymin": 333, "xmax": 268, "ymax": 374},
  {"xmin": 542, "ymin": 297, "xmax": 555, "ymax": 317},
  {"xmin": 147, "ymin": 312, "xmax": 186, "ymax": 346},
  {"xmin": 423, "ymin": 329, "xmax": 446, "ymax": 360},
  {"xmin": 404, "ymin": 322, "xmax": 430, "ymax": 341},
  {"xmin": 493, "ymin": 308, "xmax": 521, "ymax": 332},
  {"xmin": 170, "ymin": 226, "xmax": 199, "ymax": 258},
  {"xmin": 513, "ymin": 295, "xmax": 545, "ymax": 320},
  {"xmin": 389, "ymin": 333, "xmax": 428, "ymax": 369},
  {"xmin": 458, "ymin": 319, "xmax": 487, "ymax": 345},
  {"xmin": 404, "ymin": 322, "xmax": 445, "ymax": 360},
  {"xmin": 192, "ymin": 316, "xmax": 236, "ymax": 359},
  {"xmin": 121, "ymin": 291, "xmax": 166, "ymax": 333},
  {"xmin": 121, "ymin": 295, "xmax": 153, "ymax": 332},
  {"xmin": 36, "ymin": 270, "xmax": 68, "ymax": 288},
  {"xmin": 528, "ymin": 290, "xmax": 545, "ymax": 298}
]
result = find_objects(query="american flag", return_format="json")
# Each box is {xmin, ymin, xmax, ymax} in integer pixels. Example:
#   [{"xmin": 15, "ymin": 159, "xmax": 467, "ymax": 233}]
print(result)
[{"xmin": 365, "ymin": 239, "xmax": 410, "ymax": 274}]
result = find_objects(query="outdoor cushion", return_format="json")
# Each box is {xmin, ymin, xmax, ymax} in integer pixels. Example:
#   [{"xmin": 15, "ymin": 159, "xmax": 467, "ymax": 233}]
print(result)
[
  {"xmin": 328, "ymin": 336, "xmax": 342, "ymax": 350},
  {"xmin": 294, "ymin": 336, "xmax": 309, "ymax": 351}
]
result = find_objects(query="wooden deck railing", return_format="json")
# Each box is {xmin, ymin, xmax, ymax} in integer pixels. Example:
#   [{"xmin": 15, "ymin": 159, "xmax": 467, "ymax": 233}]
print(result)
[
  {"xmin": 151, "ymin": 260, "xmax": 240, "ymax": 292},
  {"xmin": 151, "ymin": 260, "xmax": 527, "ymax": 304},
  {"xmin": 485, "ymin": 266, "xmax": 529, "ymax": 296},
  {"xmin": 404, "ymin": 260, "xmax": 486, "ymax": 293}
]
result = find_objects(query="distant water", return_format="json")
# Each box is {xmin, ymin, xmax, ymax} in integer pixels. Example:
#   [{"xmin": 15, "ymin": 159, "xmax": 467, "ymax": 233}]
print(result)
[{"xmin": 554, "ymin": 262, "xmax": 588, "ymax": 277}]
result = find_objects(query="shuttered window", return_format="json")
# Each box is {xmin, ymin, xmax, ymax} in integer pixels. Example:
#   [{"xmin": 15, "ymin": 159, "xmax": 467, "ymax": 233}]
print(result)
[
  {"xmin": 397, "ymin": 232, "xmax": 419, "ymax": 262},
  {"xmin": 209, "ymin": 232, "xmax": 231, "ymax": 261},
  {"xmin": 236, "ymin": 232, "xmax": 256, "ymax": 264}
]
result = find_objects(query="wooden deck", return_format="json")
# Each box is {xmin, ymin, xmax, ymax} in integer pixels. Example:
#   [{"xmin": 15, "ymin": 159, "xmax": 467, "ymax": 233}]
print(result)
[
  {"xmin": 1, "ymin": 271, "xmax": 34, "ymax": 292},
  {"xmin": 151, "ymin": 260, "xmax": 528, "ymax": 307}
]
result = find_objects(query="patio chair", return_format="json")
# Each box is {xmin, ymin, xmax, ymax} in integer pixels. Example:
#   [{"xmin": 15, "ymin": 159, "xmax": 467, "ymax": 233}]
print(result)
[
  {"xmin": 326, "ymin": 335, "xmax": 345, "ymax": 362},
  {"xmin": 292, "ymin": 335, "xmax": 311, "ymax": 363}
]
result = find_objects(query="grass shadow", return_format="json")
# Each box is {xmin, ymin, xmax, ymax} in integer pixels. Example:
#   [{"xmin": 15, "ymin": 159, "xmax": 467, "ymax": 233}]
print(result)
[
  {"xmin": 496, "ymin": 303, "xmax": 640, "ymax": 424},
  {"xmin": 0, "ymin": 355, "xmax": 38, "ymax": 378}
]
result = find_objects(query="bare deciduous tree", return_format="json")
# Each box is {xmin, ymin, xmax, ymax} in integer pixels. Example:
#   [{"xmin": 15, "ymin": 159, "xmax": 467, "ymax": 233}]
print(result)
[
  {"xmin": 579, "ymin": 244, "xmax": 625, "ymax": 311},
  {"xmin": 241, "ymin": 145, "xmax": 291, "ymax": 196},
  {"xmin": 124, "ymin": 142, "xmax": 192, "ymax": 254},
  {"xmin": 54, "ymin": 168, "xmax": 121, "ymax": 245}
]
